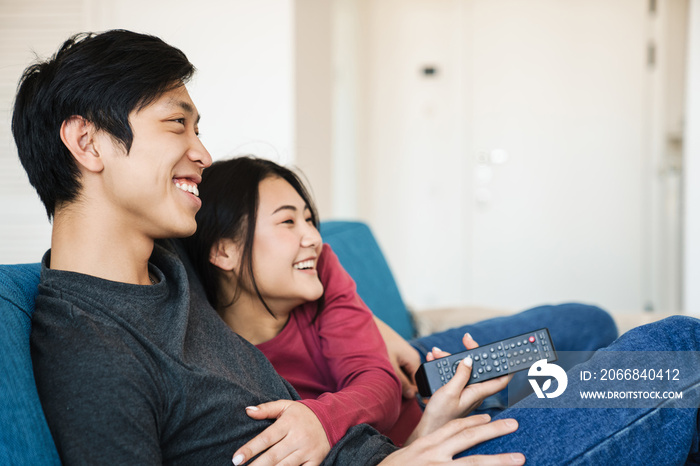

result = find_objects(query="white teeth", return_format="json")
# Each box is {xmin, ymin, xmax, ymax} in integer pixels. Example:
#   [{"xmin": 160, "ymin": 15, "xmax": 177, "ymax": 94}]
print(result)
[
  {"xmin": 293, "ymin": 260, "xmax": 315, "ymax": 270},
  {"xmin": 175, "ymin": 182, "xmax": 199, "ymax": 197}
]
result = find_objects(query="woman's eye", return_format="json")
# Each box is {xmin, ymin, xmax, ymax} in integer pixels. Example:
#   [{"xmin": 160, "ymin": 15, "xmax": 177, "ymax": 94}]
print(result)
[{"xmin": 282, "ymin": 219, "xmax": 294, "ymax": 225}]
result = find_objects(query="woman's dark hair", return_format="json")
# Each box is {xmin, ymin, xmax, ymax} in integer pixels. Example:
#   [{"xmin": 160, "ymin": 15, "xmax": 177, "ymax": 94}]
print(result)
[
  {"xmin": 182, "ymin": 156, "xmax": 323, "ymax": 318},
  {"xmin": 12, "ymin": 29, "xmax": 195, "ymax": 219}
]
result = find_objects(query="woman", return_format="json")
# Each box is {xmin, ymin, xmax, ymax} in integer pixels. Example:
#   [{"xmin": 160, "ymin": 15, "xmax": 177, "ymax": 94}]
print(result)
[{"xmin": 182, "ymin": 156, "xmax": 617, "ymax": 447}]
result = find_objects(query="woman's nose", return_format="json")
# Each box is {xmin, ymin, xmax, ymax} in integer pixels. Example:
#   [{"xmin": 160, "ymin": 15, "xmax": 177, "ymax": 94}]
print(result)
[{"xmin": 301, "ymin": 225, "xmax": 321, "ymax": 248}]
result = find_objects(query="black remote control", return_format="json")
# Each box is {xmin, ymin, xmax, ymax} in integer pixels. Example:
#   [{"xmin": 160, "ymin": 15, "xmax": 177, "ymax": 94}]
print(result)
[{"xmin": 415, "ymin": 328, "xmax": 557, "ymax": 397}]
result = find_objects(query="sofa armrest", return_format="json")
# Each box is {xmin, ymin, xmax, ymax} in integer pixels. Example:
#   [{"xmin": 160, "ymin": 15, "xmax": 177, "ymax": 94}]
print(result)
[
  {"xmin": 412, "ymin": 305, "xmax": 511, "ymax": 337},
  {"xmin": 0, "ymin": 263, "xmax": 60, "ymax": 465}
]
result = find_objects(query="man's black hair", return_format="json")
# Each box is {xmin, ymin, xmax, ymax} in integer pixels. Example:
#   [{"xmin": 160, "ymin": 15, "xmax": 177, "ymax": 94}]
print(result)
[{"xmin": 12, "ymin": 29, "xmax": 196, "ymax": 219}]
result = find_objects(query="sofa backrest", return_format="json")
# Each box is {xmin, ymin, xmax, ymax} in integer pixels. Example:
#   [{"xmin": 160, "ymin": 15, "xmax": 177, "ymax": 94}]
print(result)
[
  {"xmin": 0, "ymin": 263, "xmax": 61, "ymax": 464},
  {"xmin": 320, "ymin": 220, "xmax": 417, "ymax": 340}
]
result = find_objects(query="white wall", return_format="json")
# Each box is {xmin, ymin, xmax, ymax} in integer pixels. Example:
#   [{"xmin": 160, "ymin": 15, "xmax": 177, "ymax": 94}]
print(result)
[
  {"xmin": 684, "ymin": 0, "xmax": 700, "ymax": 315},
  {"xmin": 0, "ymin": 1, "xmax": 85, "ymax": 264},
  {"xmin": 349, "ymin": 0, "xmax": 683, "ymax": 314}
]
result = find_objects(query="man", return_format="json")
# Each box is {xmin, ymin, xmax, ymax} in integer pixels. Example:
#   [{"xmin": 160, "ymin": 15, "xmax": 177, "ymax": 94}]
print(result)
[{"xmin": 13, "ymin": 30, "xmax": 523, "ymax": 465}]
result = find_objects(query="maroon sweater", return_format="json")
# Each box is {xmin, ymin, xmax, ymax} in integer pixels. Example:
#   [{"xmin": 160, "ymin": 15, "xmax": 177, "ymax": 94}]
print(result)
[{"xmin": 257, "ymin": 244, "xmax": 422, "ymax": 446}]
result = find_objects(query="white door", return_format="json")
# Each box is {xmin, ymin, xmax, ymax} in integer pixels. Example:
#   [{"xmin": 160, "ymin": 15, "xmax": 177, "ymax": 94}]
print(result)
[{"xmin": 358, "ymin": 0, "xmax": 653, "ymax": 313}]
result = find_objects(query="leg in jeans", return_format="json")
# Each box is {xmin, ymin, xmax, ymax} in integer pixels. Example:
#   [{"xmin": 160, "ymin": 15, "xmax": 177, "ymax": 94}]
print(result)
[
  {"xmin": 459, "ymin": 316, "xmax": 700, "ymax": 465},
  {"xmin": 411, "ymin": 303, "xmax": 619, "ymax": 407}
]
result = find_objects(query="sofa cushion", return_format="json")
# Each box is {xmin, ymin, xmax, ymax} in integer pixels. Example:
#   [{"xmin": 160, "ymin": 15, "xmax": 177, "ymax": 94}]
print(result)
[
  {"xmin": 320, "ymin": 221, "xmax": 417, "ymax": 340},
  {"xmin": 0, "ymin": 263, "xmax": 60, "ymax": 464}
]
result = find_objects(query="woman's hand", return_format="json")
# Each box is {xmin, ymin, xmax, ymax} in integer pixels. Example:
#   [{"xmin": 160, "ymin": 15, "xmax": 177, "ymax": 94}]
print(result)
[
  {"xmin": 380, "ymin": 415, "xmax": 525, "ymax": 466},
  {"xmin": 425, "ymin": 332, "xmax": 480, "ymax": 362},
  {"xmin": 373, "ymin": 316, "xmax": 421, "ymax": 398},
  {"xmin": 407, "ymin": 333, "xmax": 512, "ymax": 442},
  {"xmin": 232, "ymin": 400, "xmax": 330, "ymax": 466}
]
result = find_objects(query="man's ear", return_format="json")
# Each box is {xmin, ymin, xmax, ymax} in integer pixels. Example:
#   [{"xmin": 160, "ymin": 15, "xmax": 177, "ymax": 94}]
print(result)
[
  {"xmin": 60, "ymin": 115, "xmax": 104, "ymax": 173},
  {"xmin": 209, "ymin": 238, "xmax": 241, "ymax": 271}
]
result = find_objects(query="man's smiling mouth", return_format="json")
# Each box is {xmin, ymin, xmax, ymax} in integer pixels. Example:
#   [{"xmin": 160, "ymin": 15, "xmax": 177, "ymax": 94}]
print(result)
[{"xmin": 174, "ymin": 180, "xmax": 200, "ymax": 197}]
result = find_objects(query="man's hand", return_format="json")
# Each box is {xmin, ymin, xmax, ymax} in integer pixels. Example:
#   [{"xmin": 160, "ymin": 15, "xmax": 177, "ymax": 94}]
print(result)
[
  {"xmin": 232, "ymin": 400, "xmax": 330, "ymax": 466},
  {"xmin": 373, "ymin": 316, "xmax": 421, "ymax": 398},
  {"xmin": 380, "ymin": 415, "xmax": 525, "ymax": 466}
]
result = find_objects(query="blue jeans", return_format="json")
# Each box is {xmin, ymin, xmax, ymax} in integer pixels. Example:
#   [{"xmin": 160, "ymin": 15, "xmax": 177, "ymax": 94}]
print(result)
[
  {"xmin": 417, "ymin": 312, "xmax": 700, "ymax": 464},
  {"xmin": 411, "ymin": 303, "xmax": 619, "ymax": 409}
]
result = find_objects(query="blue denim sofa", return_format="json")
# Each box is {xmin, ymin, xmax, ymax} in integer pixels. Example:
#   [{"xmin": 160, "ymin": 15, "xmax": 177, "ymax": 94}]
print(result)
[{"xmin": 0, "ymin": 221, "xmax": 415, "ymax": 463}]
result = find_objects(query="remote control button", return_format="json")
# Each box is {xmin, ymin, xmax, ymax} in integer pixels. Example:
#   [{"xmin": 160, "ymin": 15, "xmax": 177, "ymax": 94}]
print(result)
[
  {"xmin": 534, "ymin": 348, "xmax": 538, "ymax": 353},
  {"xmin": 474, "ymin": 355, "xmax": 480, "ymax": 361},
  {"xmin": 529, "ymin": 336, "xmax": 536, "ymax": 343},
  {"xmin": 490, "ymin": 347, "xmax": 495, "ymax": 352},
  {"xmin": 526, "ymin": 348, "xmax": 530, "ymax": 353},
  {"xmin": 494, "ymin": 360, "xmax": 499, "ymax": 367},
  {"xmin": 519, "ymin": 350, "xmax": 524, "ymax": 355},
  {"xmin": 517, "ymin": 342, "xmax": 522, "ymax": 347},
  {"xmin": 491, "ymin": 353, "xmax": 497, "ymax": 360},
  {"xmin": 523, "ymin": 339, "xmax": 528, "ymax": 345},
  {"xmin": 486, "ymin": 365, "xmax": 492, "ymax": 372},
  {"xmin": 497, "ymin": 344, "xmax": 503, "ymax": 350},
  {"xmin": 496, "ymin": 367, "xmax": 501, "ymax": 372},
  {"xmin": 482, "ymin": 352, "xmax": 488, "ymax": 359},
  {"xmin": 478, "ymin": 368, "xmax": 484, "ymax": 374}
]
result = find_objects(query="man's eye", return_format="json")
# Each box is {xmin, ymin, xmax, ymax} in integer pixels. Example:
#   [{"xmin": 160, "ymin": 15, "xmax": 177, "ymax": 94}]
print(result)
[
  {"xmin": 305, "ymin": 217, "xmax": 313, "ymax": 224},
  {"xmin": 172, "ymin": 118, "xmax": 185, "ymax": 125}
]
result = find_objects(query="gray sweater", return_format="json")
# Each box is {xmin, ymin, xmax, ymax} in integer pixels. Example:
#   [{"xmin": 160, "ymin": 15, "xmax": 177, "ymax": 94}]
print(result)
[{"xmin": 30, "ymin": 240, "xmax": 397, "ymax": 465}]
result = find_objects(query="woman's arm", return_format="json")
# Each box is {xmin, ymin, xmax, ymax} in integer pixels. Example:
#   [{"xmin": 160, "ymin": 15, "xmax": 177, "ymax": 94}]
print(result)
[
  {"xmin": 232, "ymin": 346, "xmax": 521, "ymax": 466},
  {"xmin": 297, "ymin": 244, "xmax": 404, "ymax": 445}
]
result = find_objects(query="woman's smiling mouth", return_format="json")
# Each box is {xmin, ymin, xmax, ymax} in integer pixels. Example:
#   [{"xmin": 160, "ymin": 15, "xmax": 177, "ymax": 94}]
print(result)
[{"xmin": 293, "ymin": 259, "xmax": 316, "ymax": 270}]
